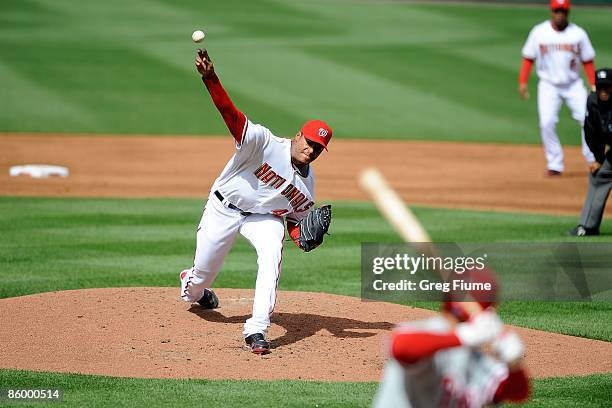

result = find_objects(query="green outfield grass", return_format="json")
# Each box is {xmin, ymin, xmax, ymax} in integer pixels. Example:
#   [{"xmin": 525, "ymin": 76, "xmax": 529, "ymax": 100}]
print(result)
[
  {"xmin": 1, "ymin": 0, "xmax": 611, "ymax": 142},
  {"xmin": 1, "ymin": 369, "xmax": 611, "ymax": 408}
]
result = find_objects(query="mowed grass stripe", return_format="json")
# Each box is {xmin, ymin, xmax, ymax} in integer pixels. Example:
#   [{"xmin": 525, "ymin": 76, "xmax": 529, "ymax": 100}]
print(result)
[
  {"xmin": 0, "ymin": 196, "xmax": 610, "ymax": 341},
  {"xmin": 1, "ymin": 0, "xmax": 611, "ymax": 139},
  {"xmin": 0, "ymin": 369, "xmax": 610, "ymax": 408}
]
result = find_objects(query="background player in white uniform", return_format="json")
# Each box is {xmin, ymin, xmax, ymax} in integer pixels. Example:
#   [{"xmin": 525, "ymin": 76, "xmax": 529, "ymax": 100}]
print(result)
[
  {"xmin": 519, "ymin": 0, "xmax": 597, "ymax": 176},
  {"xmin": 179, "ymin": 49, "xmax": 333, "ymax": 354},
  {"xmin": 373, "ymin": 271, "xmax": 530, "ymax": 407}
]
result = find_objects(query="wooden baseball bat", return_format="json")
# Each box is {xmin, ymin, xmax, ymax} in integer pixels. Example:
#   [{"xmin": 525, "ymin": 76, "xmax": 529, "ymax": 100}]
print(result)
[{"xmin": 358, "ymin": 167, "xmax": 432, "ymax": 243}]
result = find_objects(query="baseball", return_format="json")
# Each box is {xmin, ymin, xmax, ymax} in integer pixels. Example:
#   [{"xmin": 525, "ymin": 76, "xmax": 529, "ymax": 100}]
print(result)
[{"xmin": 192, "ymin": 30, "xmax": 205, "ymax": 43}]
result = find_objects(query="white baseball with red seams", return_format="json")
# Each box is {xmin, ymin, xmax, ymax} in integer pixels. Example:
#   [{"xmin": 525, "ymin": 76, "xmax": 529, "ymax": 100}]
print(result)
[
  {"xmin": 192, "ymin": 30, "xmax": 205, "ymax": 43},
  {"xmin": 521, "ymin": 19, "xmax": 596, "ymax": 172},
  {"xmin": 180, "ymin": 118, "xmax": 315, "ymax": 337}
]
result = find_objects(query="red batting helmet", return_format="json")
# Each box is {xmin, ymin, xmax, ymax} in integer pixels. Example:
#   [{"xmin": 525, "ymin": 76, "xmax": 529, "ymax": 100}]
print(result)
[{"xmin": 442, "ymin": 267, "xmax": 499, "ymax": 322}]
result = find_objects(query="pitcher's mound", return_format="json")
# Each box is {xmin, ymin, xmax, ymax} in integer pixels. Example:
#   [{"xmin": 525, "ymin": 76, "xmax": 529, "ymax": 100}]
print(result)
[{"xmin": 0, "ymin": 288, "xmax": 610, "ymax": 381}]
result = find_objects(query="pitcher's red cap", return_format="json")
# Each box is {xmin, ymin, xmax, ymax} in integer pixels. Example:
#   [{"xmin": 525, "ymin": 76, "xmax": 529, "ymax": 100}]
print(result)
[
  {"xmin": 550, "ymin": 0, "xmax": 570, "ymax": 10},
  {"xmin": 301, "ymin": 120, "xmax": 332, "ymax": 150}
]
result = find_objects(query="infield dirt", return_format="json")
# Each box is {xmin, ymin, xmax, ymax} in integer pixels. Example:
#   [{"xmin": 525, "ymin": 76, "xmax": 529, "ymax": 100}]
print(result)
[{"xmin": 0, "ymin": 134, "xmax": 605, "ymax": 216}]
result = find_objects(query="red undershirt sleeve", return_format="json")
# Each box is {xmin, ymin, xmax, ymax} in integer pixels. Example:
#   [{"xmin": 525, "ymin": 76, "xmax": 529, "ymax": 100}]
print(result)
[
  {"xmin": 519, "ymin": 58, "xmax": 534, "ymax": 86},
  {"xmin": 202, "ymin": 73, "xmax": 247, "ymax": 144},
  {"xmin": 583, "ymin": 61, "xmax": 596, "ymax": 87},
  {"xmin": 493, "ymin": 368, "xmax": 531, "ymax": 403},
  {"xmin": 287, "ymin": 222, "xmax": 301, "ymax": 249},
  {"xmin": 391, "ymin": 331, "xmax": 462, "ymax": 364}
]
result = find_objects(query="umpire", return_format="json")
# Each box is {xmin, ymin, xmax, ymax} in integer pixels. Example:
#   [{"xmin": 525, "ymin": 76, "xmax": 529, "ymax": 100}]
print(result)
[{"xmin": 569, "ymin": 68, "xmax": 612, "ymax": 236}]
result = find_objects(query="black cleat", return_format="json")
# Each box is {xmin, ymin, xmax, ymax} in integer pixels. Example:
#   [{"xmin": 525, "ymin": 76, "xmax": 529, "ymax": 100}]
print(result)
[
  {"xmin": 567, "ymin": 225, "xmax": 600, "ymax": 237},
  {"xmin": 245, "ymin": 333, "xmax": 270, "ymax": 355},
  {"xmin": 197, "ymin": 288, "xmax": 219, "ymax": 309}
]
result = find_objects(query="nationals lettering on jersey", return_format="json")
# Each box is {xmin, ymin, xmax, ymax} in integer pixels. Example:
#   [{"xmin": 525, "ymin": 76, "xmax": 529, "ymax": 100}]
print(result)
[
  {"xmin": 539, "ymin": 43, "xmax": 579, "ymax": 55},
  {"xmin": 522, "ymin": 21, "xmax": 595, "ymax": 85},
  {"xmin": 253, "ymin": 163, "xmax": 314, "ymax": 213},
  {"xmin": 211, "ymin": 119, "xmax": 315, "ymax": 221}
]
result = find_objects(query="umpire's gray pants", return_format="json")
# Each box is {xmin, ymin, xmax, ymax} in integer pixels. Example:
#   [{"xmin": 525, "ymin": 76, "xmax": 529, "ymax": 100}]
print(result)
[{"xmin": 579, "ymin": 158, "xmax": 612, "ymax": 231}]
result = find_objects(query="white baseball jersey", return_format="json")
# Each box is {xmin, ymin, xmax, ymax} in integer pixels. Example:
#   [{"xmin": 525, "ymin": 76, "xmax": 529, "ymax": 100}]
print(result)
[
  {"xmin": 373, "ymin": 316, "xmax": 509, "ymax": 408},
  {"xmin": 212, "ymin": 119, "xmax": 315, "ymax": 222},
  {"xmin": 522, "ymin": 21, "xmax": 595, "ymax": 85}
]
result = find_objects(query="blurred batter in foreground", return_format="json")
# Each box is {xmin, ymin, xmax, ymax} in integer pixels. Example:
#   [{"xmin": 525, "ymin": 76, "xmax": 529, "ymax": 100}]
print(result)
[{"xmin": 373, "ymin": 270, "xmax": 530, "ymax": 407}]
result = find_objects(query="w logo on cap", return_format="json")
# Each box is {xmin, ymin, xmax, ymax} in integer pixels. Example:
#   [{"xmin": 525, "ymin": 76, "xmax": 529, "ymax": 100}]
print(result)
[{"xmin": 301, "ymin": 119, "xmax": 332, "ymax": 150}]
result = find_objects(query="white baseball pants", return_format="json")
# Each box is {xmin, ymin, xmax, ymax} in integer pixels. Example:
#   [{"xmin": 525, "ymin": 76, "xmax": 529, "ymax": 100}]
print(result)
[
  {"xmin": 181, "ymin": 193, "xmax": 285, "ymax": 338},
  {"xmin": 537, "ymin": 79, "xmax": 595, "ymax": 172}
]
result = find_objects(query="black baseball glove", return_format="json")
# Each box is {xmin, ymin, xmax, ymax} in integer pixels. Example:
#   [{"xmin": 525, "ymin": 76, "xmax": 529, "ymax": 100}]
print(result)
[{"xmin": 298, "ymin": 205, "xmax": 332, "ymax": 252}]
